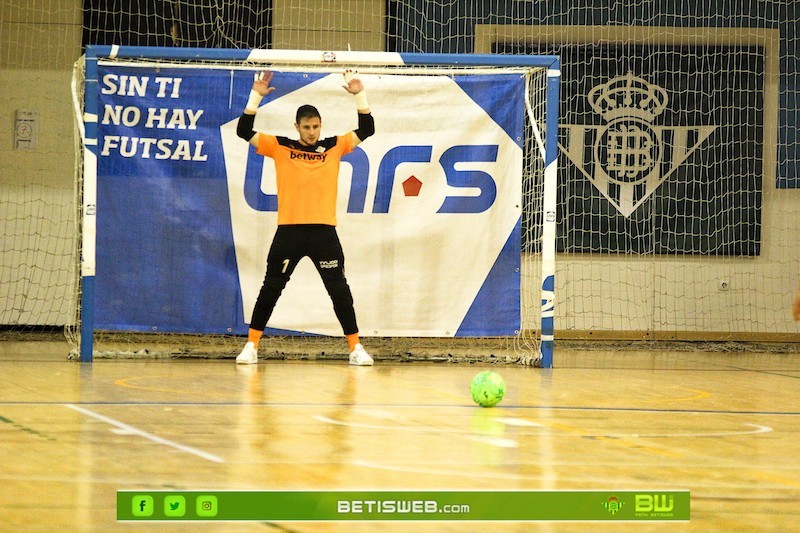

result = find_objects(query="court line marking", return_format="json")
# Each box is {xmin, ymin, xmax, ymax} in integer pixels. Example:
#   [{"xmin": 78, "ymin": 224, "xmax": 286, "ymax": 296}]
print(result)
[
  {"xmin": 2, "ymin": 401, "xmax": 798, "ymax": 418},
  {"xmin": 315, "ymin": 415, "xmax": 771, "ymax": 439},
  {"xmin": 350, "ymin": 460, "xmax": 800, "ymax": 489},
  {"xmin": 0, "ymin": 401, "xmax": 797, "ymax": 416},
  {"xmin": 114, "ymin": 377, "xmax": 192, "ymax": 394},
  {"xmin": 591, "ymin": 423, "xmax": 773, "ymax": 438},
  {"xmin": 314, "ymin": 414, "xmax": 471, "ymax": 434},
  {"xmin": 64, "ymin": 404, "xmax": 225, "ymax": 463},
  {"xmin": 640, "ymin": 387, "xmax": 712, "ymax": 403},
  {"xmin": 314, "ymin": 414, "xmax": 522, "ymax": 448}
]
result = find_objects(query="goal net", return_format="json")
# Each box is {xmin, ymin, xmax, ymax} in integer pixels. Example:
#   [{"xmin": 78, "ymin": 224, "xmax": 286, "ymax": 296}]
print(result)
[
  {"xmin": 4, "ymin": 2, "xmax": 799, "ymax": 365},
  {"xmin": 70, "ymin": 47, "xmax": 559, "ymax": 366}
]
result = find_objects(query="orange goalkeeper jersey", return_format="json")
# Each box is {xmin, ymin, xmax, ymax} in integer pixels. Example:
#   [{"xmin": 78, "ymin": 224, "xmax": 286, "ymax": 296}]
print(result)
[{"xmin": 256, "ymin": 133, "xmax": 355, "ymax": 226}]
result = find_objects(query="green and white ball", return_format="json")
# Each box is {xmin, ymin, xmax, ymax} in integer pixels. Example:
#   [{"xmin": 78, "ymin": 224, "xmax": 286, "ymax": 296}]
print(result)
[{"xmin": 470, "ymin": 371, "xmax": 506, "ymax": 407}]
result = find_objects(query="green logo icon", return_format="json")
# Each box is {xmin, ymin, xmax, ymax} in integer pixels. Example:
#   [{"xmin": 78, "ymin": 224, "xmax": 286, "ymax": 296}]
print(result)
[
  {"xmin": 131, "ymin": 495, "xmax": 154, "ymax": 517},
  {"xmin": 603, "ymin": 496, "xmax": 624, "ymax": 515},
  {"xmin": 196, "ymin": 495, "xmax": 218, "ymax": 517},
  {"xmin": 164, "ymin": 495, "xmax": 186, "ymax": 517},
  {"xmin": 635, "ymin": 494, "xmax": 674, "ymax": 513}
]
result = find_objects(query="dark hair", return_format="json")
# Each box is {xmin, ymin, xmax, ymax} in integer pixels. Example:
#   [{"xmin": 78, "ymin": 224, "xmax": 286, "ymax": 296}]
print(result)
[{"xmin": 295, "ymin": 104, "xmax": 321, "ymax": 124}]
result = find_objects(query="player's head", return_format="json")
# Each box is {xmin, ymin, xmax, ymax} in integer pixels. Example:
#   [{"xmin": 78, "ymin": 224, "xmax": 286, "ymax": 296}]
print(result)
[
  {"xmin": 295, "ymin": 104, "xmax": 321, "ymax": 146},
  {"xmin": 296, "ymin": 104, "xmax": 320, "ymax": 124}
]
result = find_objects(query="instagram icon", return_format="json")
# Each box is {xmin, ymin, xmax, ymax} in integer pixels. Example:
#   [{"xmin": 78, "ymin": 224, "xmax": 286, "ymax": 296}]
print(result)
[{"xmin": 196, "ymin": 495, "xmax": 218, "ymax": 517}]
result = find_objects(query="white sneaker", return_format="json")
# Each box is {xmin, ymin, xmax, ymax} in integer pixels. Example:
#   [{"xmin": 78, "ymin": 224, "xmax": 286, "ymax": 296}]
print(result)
[
  {"xmin": 236, "ymin": 341, "xmax": 258, "ymax": 364},
  {"xmin": 349, "ymin": 343, "xmax": 374, "ymax": 366}
]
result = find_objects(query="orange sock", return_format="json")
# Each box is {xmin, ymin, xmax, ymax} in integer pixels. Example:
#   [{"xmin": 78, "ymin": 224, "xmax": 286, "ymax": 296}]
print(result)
[
  {"xmin": 248, "ymin": 328, "xmax": 263, "ymax": 349},
  {"xmin": 346, "ymin": 333, "xmax": 360, "ymax": 352}
]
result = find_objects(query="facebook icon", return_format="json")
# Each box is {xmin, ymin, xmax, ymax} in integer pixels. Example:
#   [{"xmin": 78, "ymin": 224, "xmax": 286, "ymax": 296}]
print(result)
[{"xmin": 131, "ymin": 495, "xmax": 154, "ymax": 517}]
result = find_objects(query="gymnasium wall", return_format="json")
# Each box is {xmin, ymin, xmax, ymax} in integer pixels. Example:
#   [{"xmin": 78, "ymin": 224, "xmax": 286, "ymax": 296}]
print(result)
[{"xmin": 1, "ymin": 1, "xmax": 798, "ymax": 340}]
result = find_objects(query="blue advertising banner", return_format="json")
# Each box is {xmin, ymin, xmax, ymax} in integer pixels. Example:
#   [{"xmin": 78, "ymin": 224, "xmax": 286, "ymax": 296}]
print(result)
[{"xmin": 95, "ymin": 65, "xmax": 523, "ymax": 336}]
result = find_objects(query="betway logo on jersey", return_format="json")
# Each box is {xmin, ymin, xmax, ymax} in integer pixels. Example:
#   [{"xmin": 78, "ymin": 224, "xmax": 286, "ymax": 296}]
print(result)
[
  {"xmin": 290, "ymin": 150, "xmax": 327, "ymax": 162},
  {"xmin": 221, "ymin": 73, "xmax": 522, "ymax": 337}
]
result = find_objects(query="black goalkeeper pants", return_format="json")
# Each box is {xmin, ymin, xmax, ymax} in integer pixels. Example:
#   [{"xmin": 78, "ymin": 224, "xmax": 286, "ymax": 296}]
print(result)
[{"xmin": 249, "ymin": 224, "xmax": 358, "ymax": 335}]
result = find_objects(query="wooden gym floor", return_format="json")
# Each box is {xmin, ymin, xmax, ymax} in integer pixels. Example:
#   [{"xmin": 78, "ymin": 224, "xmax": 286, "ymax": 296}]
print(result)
[{"xmin": 0, "ymin": 340, "xmax": 798, "ymax": 532}]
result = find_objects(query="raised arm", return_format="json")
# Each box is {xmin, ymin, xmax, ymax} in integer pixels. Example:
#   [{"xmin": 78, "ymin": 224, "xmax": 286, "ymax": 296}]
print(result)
[
  {"xmin": 237, "ymin": 70, "xmax": 275, "ymax": 147},
  {"xmin": 343, "ymin": 70, "xmax": 374, "ymax": 148}
]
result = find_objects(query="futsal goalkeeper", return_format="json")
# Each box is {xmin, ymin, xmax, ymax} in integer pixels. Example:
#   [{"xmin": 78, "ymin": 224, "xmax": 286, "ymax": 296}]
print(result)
[{"xmin": 234, "ymin": 69, "xmax": 375, "ymax": 366}]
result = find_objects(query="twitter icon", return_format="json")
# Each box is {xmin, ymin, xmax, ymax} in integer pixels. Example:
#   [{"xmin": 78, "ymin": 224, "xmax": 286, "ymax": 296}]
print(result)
[{"xmin": 164, "ymin": 495, "xmax": 186, "ymax": 517}]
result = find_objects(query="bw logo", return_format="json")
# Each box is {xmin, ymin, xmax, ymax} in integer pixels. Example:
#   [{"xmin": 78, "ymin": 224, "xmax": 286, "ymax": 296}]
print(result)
[{"xmin": 560, "ymin": 72, "xmax": 717, "ymax": 217}]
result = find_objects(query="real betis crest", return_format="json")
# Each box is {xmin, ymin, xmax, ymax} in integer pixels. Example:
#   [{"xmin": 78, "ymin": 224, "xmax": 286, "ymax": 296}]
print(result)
[{"xmin": 560, "ymin": 72, "xmax": 717, "ymax": 217}]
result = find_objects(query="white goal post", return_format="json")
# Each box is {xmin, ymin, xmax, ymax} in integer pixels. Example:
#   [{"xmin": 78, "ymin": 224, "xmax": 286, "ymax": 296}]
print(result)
[{"xmin": 74, "ymin": 46, "xmax": 560, "ymax": 367}]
